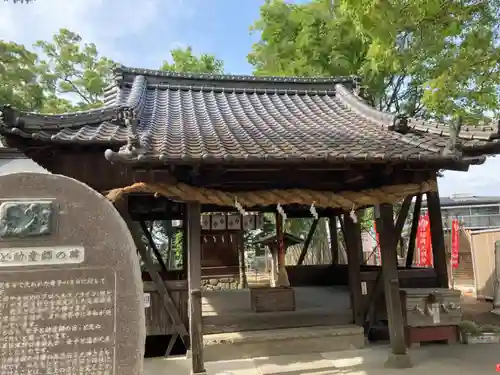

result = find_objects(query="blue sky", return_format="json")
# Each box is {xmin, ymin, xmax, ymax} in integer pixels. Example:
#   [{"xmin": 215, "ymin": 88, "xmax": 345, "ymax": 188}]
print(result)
[
  {"xmin": 0, "ymin": 0, "xmax": 498, "ymax": 197},
  {"xmin": 0, "ymin": 0, "xmax": 272, "ymax": 75}
]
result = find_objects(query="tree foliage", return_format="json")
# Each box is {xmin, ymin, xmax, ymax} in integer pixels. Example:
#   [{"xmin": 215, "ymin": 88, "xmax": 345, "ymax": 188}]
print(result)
[
  {"xmin": 0, "ymin": 41, "xmax": 44, "ymax": 110},
  {"xmin": 249, "ymin": 0, "xmax": 500, "ymax": 122},
  {"xmin": 160, "ymin": 46, "xmax": 224, "ymax": 74},
  {"xmin": 1, "ymin": 30, "xmax": 224, "ymax": 115},
  {"xmin": 35, "ymin": 29, "xmax": 115, "ymax": 112},
  {"xmin": 1, "ymin": 29, "xmax": 115, "ymax": 113}
]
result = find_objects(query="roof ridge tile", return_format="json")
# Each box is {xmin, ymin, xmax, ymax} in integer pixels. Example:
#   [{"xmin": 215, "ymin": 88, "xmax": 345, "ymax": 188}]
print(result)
[{"xmin": 115, "ymin": 65, "xmax": 357, "ymax": 85}]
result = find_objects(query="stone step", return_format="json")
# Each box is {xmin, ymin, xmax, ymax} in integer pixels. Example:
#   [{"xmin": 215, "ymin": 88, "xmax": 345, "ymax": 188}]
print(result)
[
  {"xmin": 203, "ymin": 309, "xmax": 352, "ymax": 334},
  {"xmin": 203, "ymin": 324, "xmax": 365, "ymax": 362}
]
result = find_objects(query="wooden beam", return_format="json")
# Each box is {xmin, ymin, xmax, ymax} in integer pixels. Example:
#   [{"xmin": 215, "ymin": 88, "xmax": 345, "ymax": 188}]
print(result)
[
  {"xmin": 127, "ymin": 194, "xmax": 344, "ymax": 221},
  {"xmin": 339, "ymin": 216, "xmax": 347, "ymax": 248},
  {"xmin": 186, "ymin": 202, "xmax": 205, "ymax": 374},
  {"xmin": 134, "ymin": 169, "xmax": 177, "ymax": 184},
  {"xmin": 297, "ymin": 219, "xmax": 319, "ymax": 265},
  {"xmin": 394, "ymin": 196, "xmax": 412, "ymax": 240},
  {"xmin": 329, "ymin": 216, "xmax": 339, "ymax": 264},
  {"xmin": 139, "ymin": 220, "xmax": 168, "ymax": 274},
  {"xmin": 375, "ymin": 204, "xmax": 412, "ymax": 368},
  {"xmin": 394, "ymin": 196, "xmax": 413, "ymax": 259},
  {"xmin": 426, "ymin": 190, "xmax": 449, "ymax": 288},
  {"xmin": 343, "ymin": 214, "xmax": 363, "ymax": 325},
  {"xmin": 363, "ymin": 269, "xmax": 383, "ymax": 335},
  {"xmin": 113, "ymin": 199, "xmax": 189, "ymax": 347},
  {"xmin": 406, "ymin": 194, "xmax": 422, "ymax": 268}
]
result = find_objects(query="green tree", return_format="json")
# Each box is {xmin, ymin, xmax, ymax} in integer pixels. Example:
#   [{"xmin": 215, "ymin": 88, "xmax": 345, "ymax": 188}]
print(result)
[
  {"xmin": 34, "ymin": 28, "xmax": 116, "ymax": 112},
  {"xmin": 249, "ymin": 0, "xmax": 500, "ymax": 122},
  {"xmin": 0, "ymin": 41, "xmax": 44, "ymax": 110},
  {"xmin": 161, "ymin": 46, "xmax": 224, "ymax": 74},
  {"xmin": 339, "ymin": 0, "xmax": 500, "ymax": 122}
]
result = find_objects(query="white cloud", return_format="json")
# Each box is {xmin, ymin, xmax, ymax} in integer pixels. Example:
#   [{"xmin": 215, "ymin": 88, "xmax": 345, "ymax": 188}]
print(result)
[
  {"xmin": 0, "ymin": 0, "xmax": 196, "ymax": 62},
  {"xmin": 439, "ymin": 156, "xmax": 500, "ymax": 196}
]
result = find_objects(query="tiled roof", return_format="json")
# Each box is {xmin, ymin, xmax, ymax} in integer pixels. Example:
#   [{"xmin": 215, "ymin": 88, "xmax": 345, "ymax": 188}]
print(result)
[{"xmin": 0, "ymin": 66, "xmax": 498, "ymax": 166}]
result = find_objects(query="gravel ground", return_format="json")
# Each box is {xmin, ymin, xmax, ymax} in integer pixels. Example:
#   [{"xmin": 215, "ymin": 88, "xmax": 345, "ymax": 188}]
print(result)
[{"xmin": 461, "ymin": 296, "xmax": 500, "ymax": 326}]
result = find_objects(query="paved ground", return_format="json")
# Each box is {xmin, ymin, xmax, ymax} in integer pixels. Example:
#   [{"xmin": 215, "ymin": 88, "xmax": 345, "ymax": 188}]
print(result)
[{"xmin": 144, "ymin": 343, "xmax": 500, "ymax": 374}]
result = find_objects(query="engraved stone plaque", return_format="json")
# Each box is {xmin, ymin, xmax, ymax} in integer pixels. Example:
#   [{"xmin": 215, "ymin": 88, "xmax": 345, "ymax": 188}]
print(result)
[{"xmin": 0, "ymin": 173, "xmax": 145, "ymax": 375}]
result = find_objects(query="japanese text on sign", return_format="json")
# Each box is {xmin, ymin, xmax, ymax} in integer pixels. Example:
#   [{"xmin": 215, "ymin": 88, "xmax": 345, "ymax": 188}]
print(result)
[
  {"xmin": 451, "ymin": 219, "xmax": 460, "ymax": 269},
  {"xmin": 0, "ymin": 268, "xmax": 116, "ymax": 375},
  {"xmin": 417, "ymin": 214, "xmax": 432, "ymax": 267},
  {"xmin": 0, "ymin": 246, "xmax": 84, "ymax": 267}
]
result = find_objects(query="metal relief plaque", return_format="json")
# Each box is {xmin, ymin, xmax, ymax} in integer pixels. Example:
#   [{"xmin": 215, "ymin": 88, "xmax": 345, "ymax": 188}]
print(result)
[
  {"xmin": 0, "ymin": 201, "xmax": 53, "ymax": 238},
  {"xmin": 0, "ymin": 267, "xmax": 116, "ymax": 375}
]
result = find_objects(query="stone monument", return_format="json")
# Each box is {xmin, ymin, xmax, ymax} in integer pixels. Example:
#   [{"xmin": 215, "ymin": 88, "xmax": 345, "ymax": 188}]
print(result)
[{"xmin": 0, "ymin": 172, "xmax": 145, "ymax": 375}]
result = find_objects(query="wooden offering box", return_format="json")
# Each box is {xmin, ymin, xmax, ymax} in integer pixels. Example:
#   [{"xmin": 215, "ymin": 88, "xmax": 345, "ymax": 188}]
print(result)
[
  {"xmin": 250, "ymin": 286, "xmax": 296, "ymax": 313},
  {"xmin": 400, "ymin": 288, "xmax": 462, "ymax": 347}
]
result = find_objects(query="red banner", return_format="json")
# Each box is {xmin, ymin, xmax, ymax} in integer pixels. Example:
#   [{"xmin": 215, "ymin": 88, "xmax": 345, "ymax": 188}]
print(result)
[
  {"xmin": 416, "ymin": 214, "xmax": 432, "ymax": 267},
  {"xmin": 451, "ymin": 218, "xmax": 460, "ymax": 269}
]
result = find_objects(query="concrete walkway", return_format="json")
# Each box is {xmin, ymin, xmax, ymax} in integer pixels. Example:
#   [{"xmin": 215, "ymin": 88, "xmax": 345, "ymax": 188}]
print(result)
[{"xmin": 144, "ymin": 343, "xmax": 500, "ymax": 374}]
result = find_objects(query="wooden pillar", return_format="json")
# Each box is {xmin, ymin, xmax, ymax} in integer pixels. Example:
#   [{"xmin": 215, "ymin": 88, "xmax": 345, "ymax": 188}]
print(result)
[
  {"xmin": 275, "ymin": 213, "xmax": 290, "ymax": 287},
  {"xmin": 186, "ymin": 202, "xmax": 206, "ymax": 374},
  {"xmin": 343, "ymin": 213, "xmax": 363, "ymax": 325},
  {"xmin": 270, "ymin": 246, "xmax": 278, "ymax": 287},
  {"xmin": 375, "ymin": 204, "xmax": 412, "ymax": 369},
  {"xmin": 238, "ymin": 231, "xmax": 247, "ymax": 289},
  {"xmin": 297, "ymin": 218, "xmax": 319, "ymax": 265},
  {"xmin": 113, "ymin": 198, "xmax": 189, "ymax": 351},
  {"xmin": 406, "ymin": 194, "xmax": 422, "ymax": 268},
  {"xmin": 329, "ymin": 216, "xmax": 339, "ymax": 264},
  {"xmin": 426, "ymin": 191, "xmax": 449, "ymax": 288}
]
